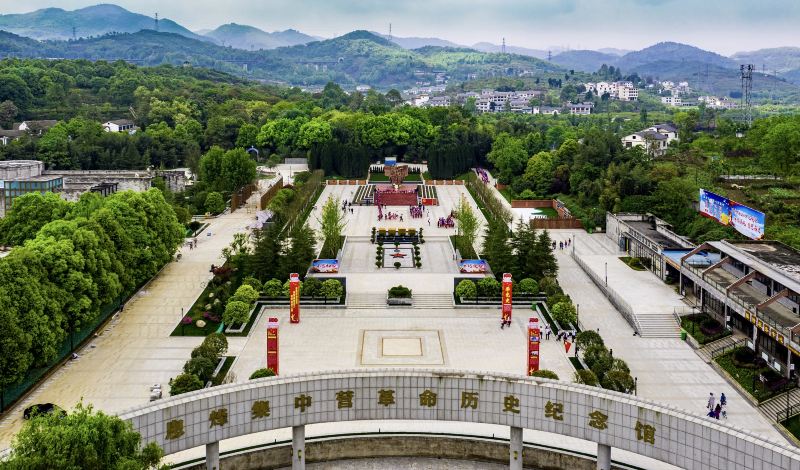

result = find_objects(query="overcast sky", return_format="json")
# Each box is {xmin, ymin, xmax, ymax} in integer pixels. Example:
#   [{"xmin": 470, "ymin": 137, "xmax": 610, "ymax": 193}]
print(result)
[{"xmin": 3, "ymin": 0, "xmax": 799, "ymax": 54}]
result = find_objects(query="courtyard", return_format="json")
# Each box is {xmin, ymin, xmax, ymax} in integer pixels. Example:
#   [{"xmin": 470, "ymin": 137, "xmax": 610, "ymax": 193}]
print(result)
[{"xmin": 0, "ymin": 176, "xmax": 792, "ymax": 469}]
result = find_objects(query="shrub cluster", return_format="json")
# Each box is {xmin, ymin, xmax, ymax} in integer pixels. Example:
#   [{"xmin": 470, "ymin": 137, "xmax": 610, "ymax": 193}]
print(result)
[{"xmin": 171, "ymin": 333, "xmax": 228, "ymax": 396}]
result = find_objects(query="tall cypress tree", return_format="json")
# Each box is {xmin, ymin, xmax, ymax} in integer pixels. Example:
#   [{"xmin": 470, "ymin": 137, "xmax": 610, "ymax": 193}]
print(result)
[{"xmin": 482, "ymin": 220, "xmax": 514, "ymax": 279}]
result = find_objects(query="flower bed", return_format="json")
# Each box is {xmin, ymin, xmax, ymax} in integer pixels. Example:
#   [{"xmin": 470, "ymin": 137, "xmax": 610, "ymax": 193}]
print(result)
[
  {"xmin": 715, "ymin": 347, "xmax": 794, "ymax": 403},
  {"xmin": 681, "ymin": 313, "xmax": 731, "ymax": 345}
]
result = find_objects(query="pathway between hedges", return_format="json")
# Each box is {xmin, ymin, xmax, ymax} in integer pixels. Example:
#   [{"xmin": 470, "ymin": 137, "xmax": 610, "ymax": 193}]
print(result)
[{"xmin": 0, "ymin": 204, "xmax": 259, "ymax": 448}]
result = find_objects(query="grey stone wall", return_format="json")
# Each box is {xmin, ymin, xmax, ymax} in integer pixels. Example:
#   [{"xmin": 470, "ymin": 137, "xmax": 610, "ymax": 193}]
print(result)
[{"xmin": 120, "ymin": 369, "xmax": 800, "ymax": 470}]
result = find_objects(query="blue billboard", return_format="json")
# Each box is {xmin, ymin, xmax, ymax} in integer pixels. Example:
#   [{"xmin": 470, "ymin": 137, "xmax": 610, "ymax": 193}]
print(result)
[
  {"xmin": 698, "ymin": 189, "xmax": 765, "ymax": 240},
  {"xmin": 730, "ymin": 201, "xmax": 766, "ymax": 240}
]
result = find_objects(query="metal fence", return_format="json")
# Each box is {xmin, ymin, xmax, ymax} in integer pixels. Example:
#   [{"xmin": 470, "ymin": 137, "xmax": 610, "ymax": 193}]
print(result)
[
  {"xmin": 777, "ymin": 400, "xmax": 800, "ymax": 423},
  {"xmin": 710, "ymin": 338, "xmax": 748, "ymax": 359},
  {"xmin": 570, "ymin": 251, "xmax": 641, "ymax": 335},
  {"xmin": 1, "ymin": 294, "xmax": 124, "ymax": 413}
]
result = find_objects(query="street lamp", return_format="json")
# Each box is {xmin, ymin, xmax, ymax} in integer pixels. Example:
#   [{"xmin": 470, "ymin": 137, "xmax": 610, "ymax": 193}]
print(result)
[
  {"xmin": 634, "ymin": 377, "xmax": 638, "ymax": 396},
  {"xmin": 576, "ymin": 304, "xmax": 580, "ymax": 329},
  {"xmin": 605, "ymin": 262, "xmax": 608, "ymax": 286}
]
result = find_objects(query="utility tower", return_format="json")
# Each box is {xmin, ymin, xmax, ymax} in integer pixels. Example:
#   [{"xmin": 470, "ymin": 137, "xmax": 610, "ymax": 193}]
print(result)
[
  {"xmin": 388, "ymin": 23, "xmax": 392, "ymax": 43},
  {"xmin": 155, "ymin": 13, "xmax": 159, "ymax": 32},
  {"xmin": 501, "ymin": 37, "xmax": 506, "ymax": 54},
  {"xmin": 72, "ymin": 26, "xmax": 76, "ymax": 40},
  {"xmin": 740, "ymin": 64, "xmax": 754, "ymax": 127},
  {"xmin": 547, "ymin": 50, "xmax": 551, "ymax": 61}
]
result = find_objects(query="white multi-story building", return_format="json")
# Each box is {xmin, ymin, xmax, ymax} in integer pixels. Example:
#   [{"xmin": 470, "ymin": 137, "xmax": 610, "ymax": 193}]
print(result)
[
  {"xmin": 585, "ymin": 81, "xmax": 638, "ymax": 101},
  {"xmin": 567, "ymin": 102, "xmax": 594, "ymax": 115},
  {"xmin": 621, "ymin": 123, "xmax": 679, "ymax": 157},
  {"xmin": 661, "ymin": 96, "xmax": 682, "ymax": 107},
  {"xmin": 618, "ymin": 84, "xmax": 639, "ymax": 101}
]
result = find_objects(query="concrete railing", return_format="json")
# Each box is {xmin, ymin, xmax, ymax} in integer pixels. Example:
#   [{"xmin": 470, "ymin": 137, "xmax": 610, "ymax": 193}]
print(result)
[
  {"xmin": 118, "ymin": 369, "xmax": 800, "ymax": 470},
  {"xmin": 570, "ymin": 251, "xmax": 642, "ymax": 335}
]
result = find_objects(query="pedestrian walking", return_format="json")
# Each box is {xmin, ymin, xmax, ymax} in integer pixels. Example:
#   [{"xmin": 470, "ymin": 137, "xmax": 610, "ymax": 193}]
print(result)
[
  {"xmin": 720, "ymin": 392, "xmax": 726, "ymax": 407},
  {"xmin": 707, "ymin": 393, "xmax": 715, "ymax": 411},
  {"xmin": 545, "ymin": 326, "xmax": 551, "ymax": 340},
  {"xmin": 714, "ymin": 404, "xmax": 721, "ymax": 420}
]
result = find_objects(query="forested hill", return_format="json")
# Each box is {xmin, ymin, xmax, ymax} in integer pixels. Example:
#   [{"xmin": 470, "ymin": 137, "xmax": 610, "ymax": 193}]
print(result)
[
  {"xmin": 0, "ymin": 4, "xmax": 206, "ymax": 42},
  {"xmin": 0, "ymin": 29, "xmax": 564, "ymax": 89}
]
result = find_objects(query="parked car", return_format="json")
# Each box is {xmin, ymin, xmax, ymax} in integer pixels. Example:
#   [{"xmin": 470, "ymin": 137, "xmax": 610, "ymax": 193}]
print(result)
[{"xmin": 23, "ymin": 403, "xmax": 65, "ymax": 420}]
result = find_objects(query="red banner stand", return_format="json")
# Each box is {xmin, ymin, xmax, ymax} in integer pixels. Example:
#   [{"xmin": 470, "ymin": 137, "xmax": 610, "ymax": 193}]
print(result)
[
  {"xmin": 528, "ymin": 317, "xmax": 541, "ymax": 375},
  {"xmin": 289, "ymin": 273, "xmax": 300, "ymax": 323},
  {"xmin": 501, "ymin": 273, "xmax": 513, "ymax": 323},
  {"xmin": 267, "ymin": 317, "xmax": 279, "ymax": 375}
]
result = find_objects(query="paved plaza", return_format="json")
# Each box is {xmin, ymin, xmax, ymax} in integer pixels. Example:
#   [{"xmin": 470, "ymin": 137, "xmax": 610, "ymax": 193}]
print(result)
[
  {"xmin": 0, "ymin": 175, "xmax": 792, "ymax": 469},
  {"xmin": 548, "ymin": 229, "xmax": 787, "ymax": 444}
]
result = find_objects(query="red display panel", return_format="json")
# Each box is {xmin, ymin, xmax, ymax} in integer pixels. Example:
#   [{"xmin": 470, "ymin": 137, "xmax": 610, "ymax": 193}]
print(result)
[
  {"xmin": 501, "ymin": 273, "xmax": 513, "ymax": 323},
  {"xmin": 289, "ymin": 273, "xmax": 300, "ymax": 323},
  {"xmin": 528, "ymin": 317, "xmax": 541, "ymax": 374},
  {"xmin": 267, "ymin": 317, "xmax": 279, "ymax": 375}
]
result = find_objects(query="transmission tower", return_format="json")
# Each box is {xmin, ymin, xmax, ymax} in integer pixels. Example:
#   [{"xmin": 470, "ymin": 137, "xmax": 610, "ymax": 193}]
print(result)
[
  {"xmin": 388, "ymin": 23, "xmax": 392, "ymax": 43},
  {"xmin": 740, "ymin": 64, "xmax": 754, "ymax": 127},
  {"xmin": 501, "ymin": 38, "xmax": 506, "ymax": 54},
  {"xmin": 72, "ymin": 26, "xmax": 77, "ymax": 40},
  {"xmin": 547, "ymin": 50, "xmax": 552, "ymax": 61},
  {"xmin": 155, "ymin": 13, "xmax": 159, "ymax": 32}
]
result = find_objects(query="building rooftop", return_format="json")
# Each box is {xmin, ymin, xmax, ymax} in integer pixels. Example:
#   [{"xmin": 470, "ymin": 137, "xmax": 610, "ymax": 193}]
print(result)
[
  {"xmin": 723, "ymin": 240, "xmax": 800, "ymax": 284},
  {"xmin": 628, "ymin": 220, "xmax": 691, "ymax": 250},
  {"xmin": 9, "ymin": 175, "xmax": 63, "ymax": 183},
  {"xmin": 0, "ymin": 160, "xmax": 42, "ymax": 169}
]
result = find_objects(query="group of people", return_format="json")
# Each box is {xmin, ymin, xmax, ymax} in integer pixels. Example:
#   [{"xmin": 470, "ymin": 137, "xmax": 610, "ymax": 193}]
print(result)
[
  {"xmin": 377, "ymin": 205, "xmax": 404, "ymax": 221},
  {"xmin": 409, "ymin": 204, "xmax": 425, "ymax": 219},
  {"xmin": 185, "ymin": 238, "xmax": 198, "ymax": 250},
  {"xmin": 438, "ymin": 216, "xmax": 455, "ymax": 229},
  {"xmin": 706, "ymin": 392, "xmax": 728, "ymax": 419},
  {"xmin": 476, "ymin": 167, "xmax": 490, "ymax": 184},
  {"xmin": 342, "ymin": 200, "xmax": 354, "ymax": 214},
  {"xmin": 553, "ymin": 239, "xmax": 571, "ymax": 250},
  {"xmin": 538, "ymin": 325, "xmax": 577, "ymax": 342}
]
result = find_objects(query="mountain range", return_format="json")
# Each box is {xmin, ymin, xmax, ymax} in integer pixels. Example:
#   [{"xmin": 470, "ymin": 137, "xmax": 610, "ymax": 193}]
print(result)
[
  {"xmin": 1, "ymin": 4, "xmax": 799, "ymax": 95},
  {"xmin": 0, "ymin": 4, "xmax": 207, "ymax": 42},
  {"xmin": 0, "ymin": 29, "xmax": 562, "ymax": 89},
  {"xmin": 204, "ymin": 24, "xmax": 318, "ymax": 50}
]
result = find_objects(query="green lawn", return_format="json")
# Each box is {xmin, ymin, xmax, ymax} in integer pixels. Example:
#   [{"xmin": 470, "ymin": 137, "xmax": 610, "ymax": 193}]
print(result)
[
  {"xmin": 536, "ymin": 207, "xmax": 559, "ymax": 218},
  {"xmin": 211, "ymin": 356, "xmax": 235, "ymax": 386},
  {"xmin": 423, "ymin": 171, "xmax": 472, "ymax": 181},
  {"xmin": 619, "ymin": 256, "xmax": 647, "ymax": 271},
  {"xmin": 569, "ymin": 356, "xmax": 585, "ymax": 371},
  {"xmin": 714, "ymin": 351, "xmax": 791, "ymax": 403}
]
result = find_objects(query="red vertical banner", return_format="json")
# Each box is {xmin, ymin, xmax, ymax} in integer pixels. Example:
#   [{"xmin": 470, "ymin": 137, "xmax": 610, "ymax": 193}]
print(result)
[
  {"xmin": 289, "ymin": 273, "xmax": 300, "ymax": 323},
  {"xmin": 266, "ymin": 317, "xmax": 279, "ymax": 375},
  {"xmin": 528, "ymin": 317, "xmax": 541, "ymax": 374},
  {"xmin": 501, "ymin": 273, "xmax": 513, "ymax": 323}
]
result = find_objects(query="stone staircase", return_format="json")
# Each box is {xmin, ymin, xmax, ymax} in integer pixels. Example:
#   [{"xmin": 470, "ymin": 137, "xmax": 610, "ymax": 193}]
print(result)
[
  {"xmin": 412, "ymin": 293, "xmax": 453, "ymax": 309},
  {"xmin": 346, "ymin": 292, "xmax": 454, "ymax": 309},
  {"xmin": 635, "ymin": 313, "xmax": 682, "ymax": 338},
  {"xmin": 696, "ymin": 334, "xmax": 741, "ymax": 363},
  {"xmin": 760, "ymin": 388, "xmax": 800, "ymax": 422},
  {"xmin": 347, "ymin": 293, "xmax": 389, "ymax": 309}
]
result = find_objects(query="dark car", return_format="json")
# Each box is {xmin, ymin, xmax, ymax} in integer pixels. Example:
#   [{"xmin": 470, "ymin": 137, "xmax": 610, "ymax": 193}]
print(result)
[{"xmin": 22, "ymin": 403, "xmax": 65, "ymax": 420}]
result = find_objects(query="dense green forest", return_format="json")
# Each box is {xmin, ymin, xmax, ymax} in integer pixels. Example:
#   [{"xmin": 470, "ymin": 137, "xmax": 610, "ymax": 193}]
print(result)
[
  {"xmin": 0, "ymin": 29, "xmax": 566, "ymax": 89},
  {"xmin": 0, "ymin": 189, "xmax": 184, "ymax": 390},
  {"xmin": 1, "ymin": 58, "xmax": 798, "ymax": 251}
]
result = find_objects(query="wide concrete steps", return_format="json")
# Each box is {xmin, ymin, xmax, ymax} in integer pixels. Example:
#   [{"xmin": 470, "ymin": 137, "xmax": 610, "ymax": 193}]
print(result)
[
  {"xmin": 635, "ymin": 313, "xmax": 682, "ymax": 338},
  {"xmin": 347, "ymin": 293, "xmax": 389, "ymax": 309},
  {"xmin": 412, "ymin": 293, "xmax": 454, "ymax": 309},
  {"xmin": 760, "ymin": 388, "xmax": 800, "ymax": 422}
]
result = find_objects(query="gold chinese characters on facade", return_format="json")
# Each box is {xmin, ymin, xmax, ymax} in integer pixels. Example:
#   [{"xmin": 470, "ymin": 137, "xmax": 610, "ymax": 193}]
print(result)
[{"xmin": 160, "ymin": 389, "xmax": 658, "ymax": 447}]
